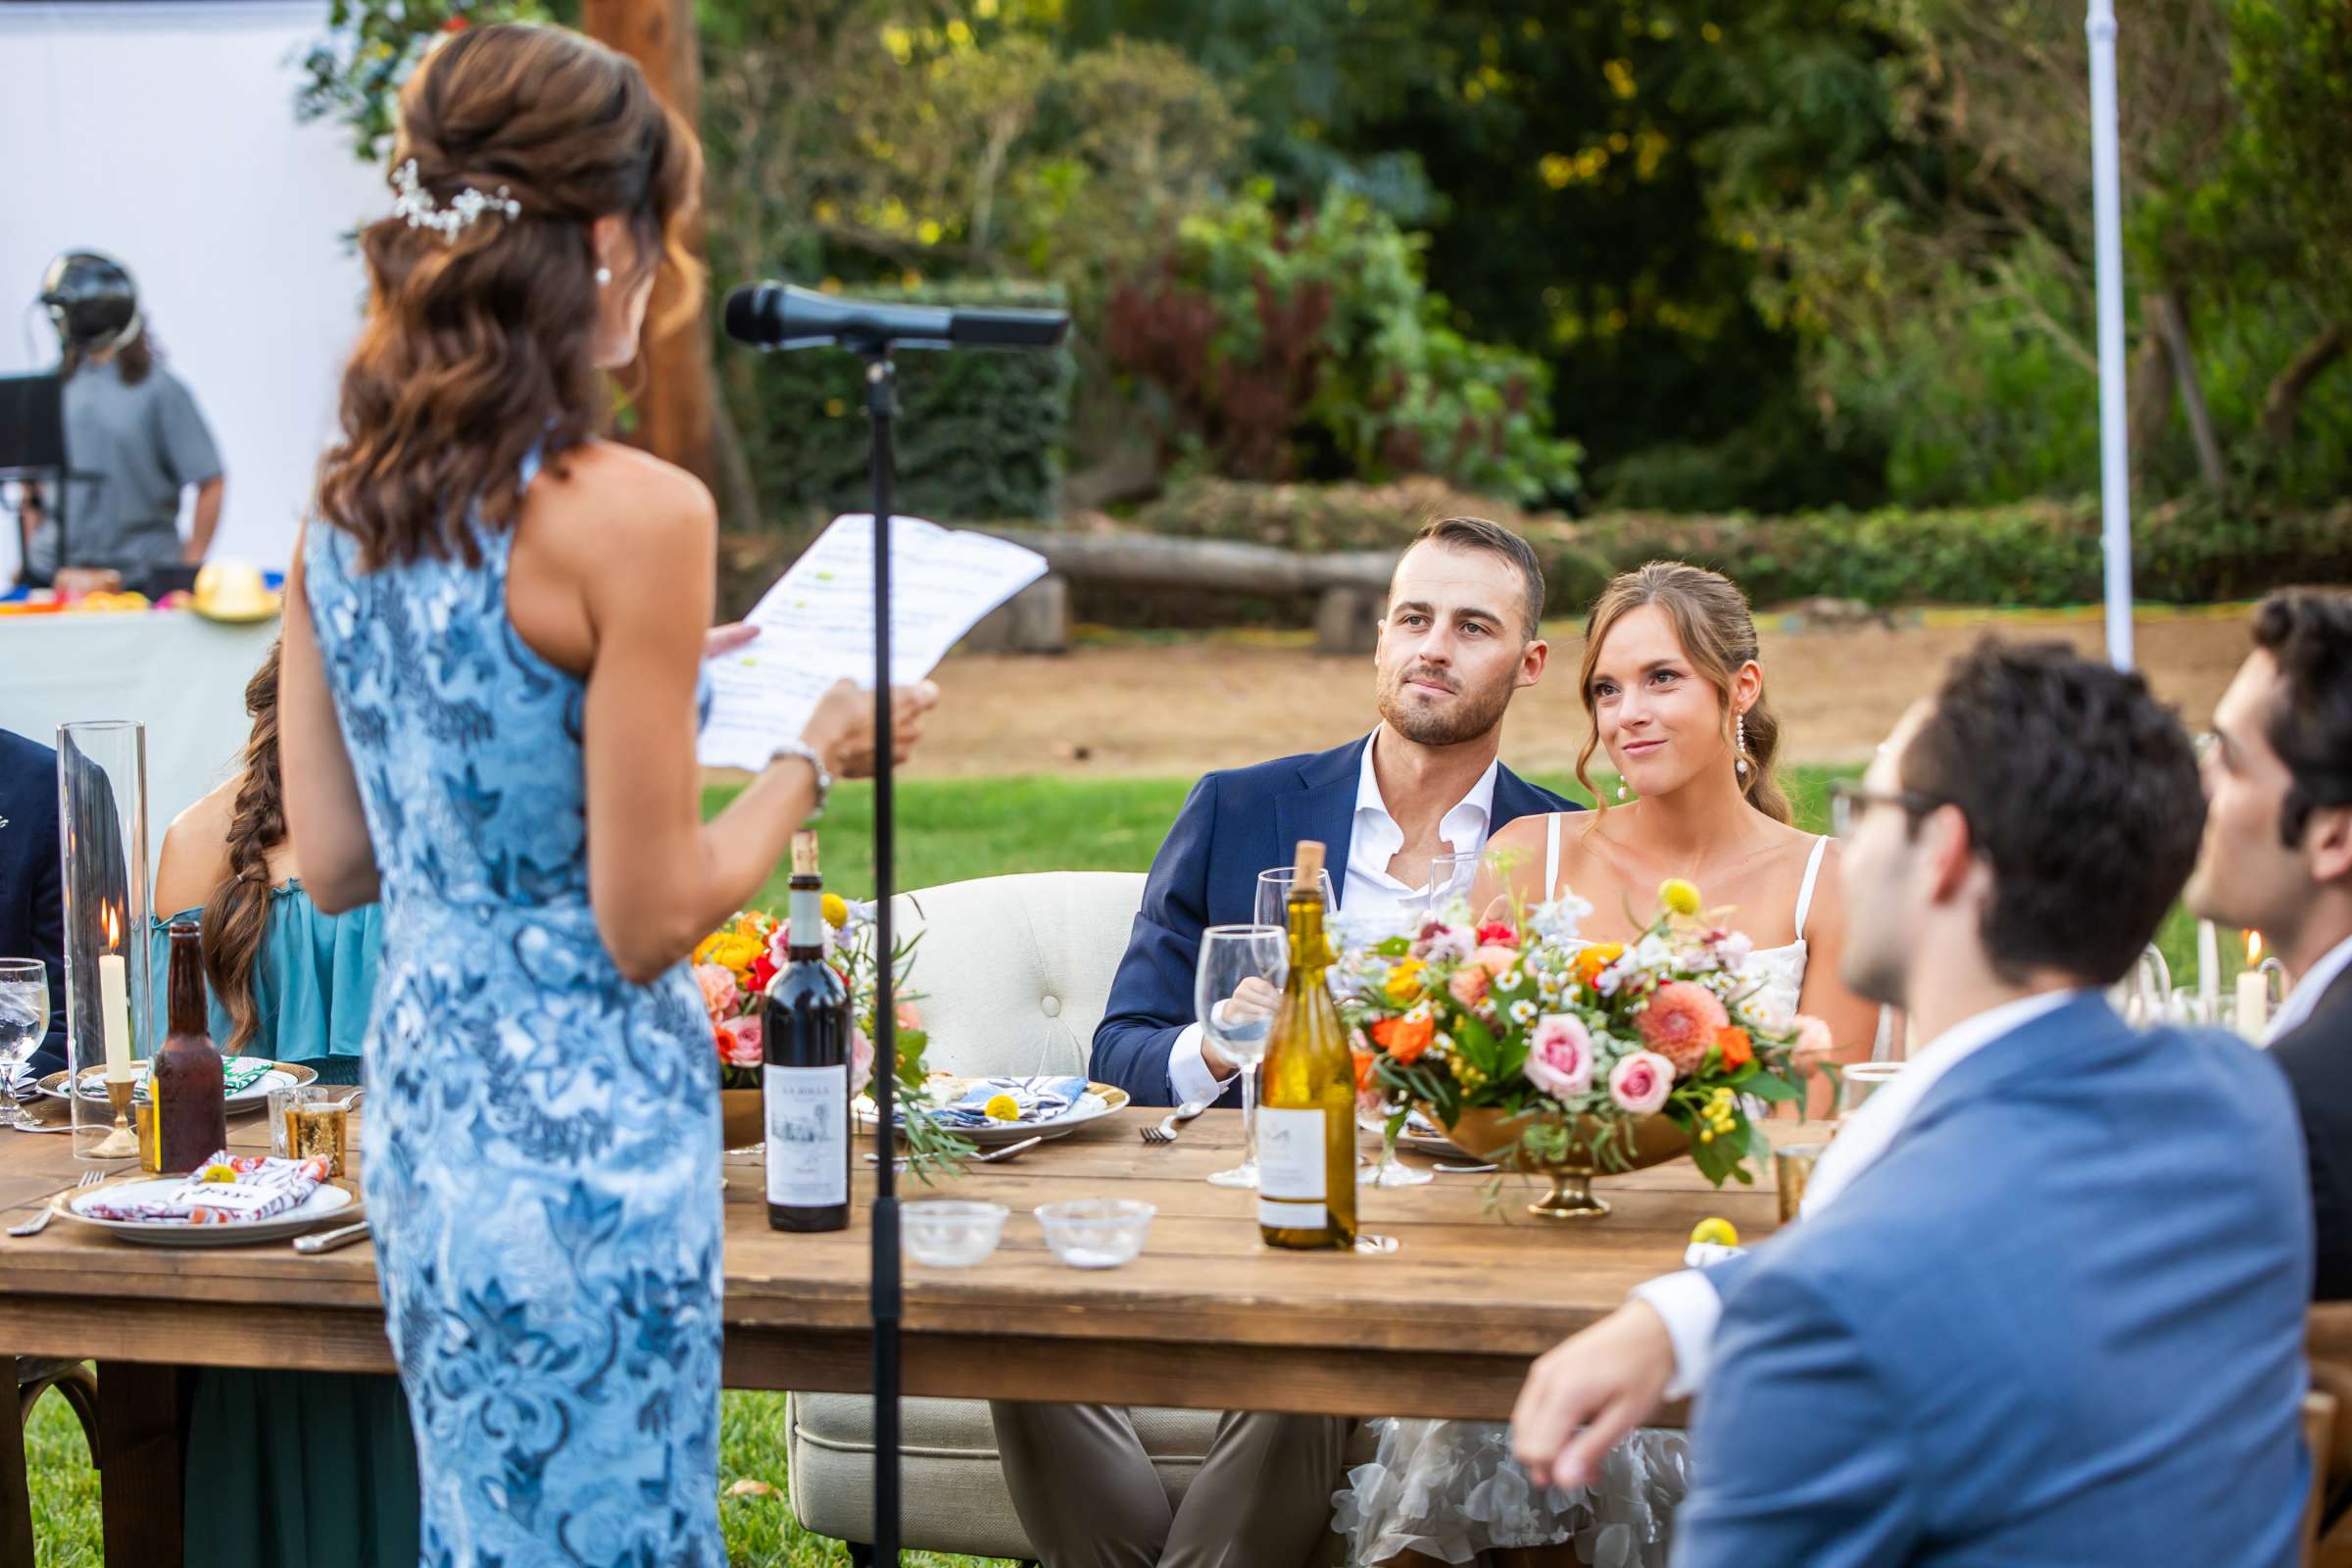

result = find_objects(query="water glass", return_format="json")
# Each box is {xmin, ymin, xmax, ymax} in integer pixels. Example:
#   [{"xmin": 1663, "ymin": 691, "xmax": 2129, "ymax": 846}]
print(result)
[
  {"xmin": 1198, "ymin": 924, "xmax": 1287, "ymax": 1190},
  {"xmin": 1254, "ymin": 866, "xmax": 1337, "ymax": 932},
  {"xmin": 0, "ymin": 958, "xmax": 49, "ymax": 1130},
  {"xmin": 1835, "ymin": 1060, "xmax": 1904, "ymax": 1120}
]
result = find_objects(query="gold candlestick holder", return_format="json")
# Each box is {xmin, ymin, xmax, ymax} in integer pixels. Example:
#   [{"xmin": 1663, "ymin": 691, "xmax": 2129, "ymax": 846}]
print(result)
[{"xmin": 90, "ymin": 1077, "xmax": 139, "ymax": 1159}]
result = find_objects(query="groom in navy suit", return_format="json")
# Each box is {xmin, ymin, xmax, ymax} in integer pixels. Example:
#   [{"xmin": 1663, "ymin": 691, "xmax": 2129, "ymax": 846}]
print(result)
[
  {"xmin": 1511, "ymin": 642, "xmax": 2312, "ymax": 1565},
  {"xmin": 1091, "ymin": 514, "xmax": 1577, "ymax": 1112},
  {"xmin": 994, "ymin": 517, "xmax": 1573, "ymax": 1568},
  {"xmin": 0, "ymin": 729, "xmax": 67, "ymax": 1077}
]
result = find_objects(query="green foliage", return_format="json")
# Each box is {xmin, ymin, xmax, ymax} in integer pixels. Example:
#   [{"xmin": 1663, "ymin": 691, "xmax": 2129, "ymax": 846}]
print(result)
[
  {"xmin": 725, "ymin": 279, "xmax": 1075, "ymax": 525},
  {"xmin": 1107, "ymin": 184, "xmax": 1582, "ymax": 502},
  {"xmin": 294, "ymin": 3, "xmax": 550, "ymax": 161}
]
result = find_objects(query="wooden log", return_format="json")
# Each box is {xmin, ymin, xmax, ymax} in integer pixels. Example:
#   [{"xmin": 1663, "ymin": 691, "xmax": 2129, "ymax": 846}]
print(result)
[
  {"xmin": 978, "ymin": 528, "xmax": 1392, "ymax": 598},
  {"xmin": 1314, "ymin": 584, "xmax": 1381, "ymax": 655},
  {"xmin": 959, "ymin": 574, "xmax": 1069, "ymax": 655},
  {"xmin": 581, "ymin": 0, "xmax": 717, "ymax": 491}
]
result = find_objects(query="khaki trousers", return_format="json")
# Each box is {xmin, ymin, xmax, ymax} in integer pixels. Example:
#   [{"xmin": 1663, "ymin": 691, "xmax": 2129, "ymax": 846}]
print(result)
[{"xmin": 988, "ymin": 1400, "xmax": 1350, "ymax": 1568}]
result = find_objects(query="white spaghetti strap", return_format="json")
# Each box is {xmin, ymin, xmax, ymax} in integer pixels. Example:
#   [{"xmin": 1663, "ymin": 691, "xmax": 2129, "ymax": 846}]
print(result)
[
  {"xmin": 1792, "ymin": 834, "xmax": 1830, "ymax": 939},
  {"xmin": 1544, "ymin": 812, "xmax": 1564, "ymax": 901}
]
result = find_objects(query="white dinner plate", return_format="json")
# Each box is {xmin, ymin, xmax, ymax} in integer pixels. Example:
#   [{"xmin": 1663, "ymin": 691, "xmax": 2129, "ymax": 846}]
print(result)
[
  {"xmin": 868, "ymin": 1079, "xmax": 1132, "ymax": 1147},
  {"xmin": 57, "ymin": 1175, "xmax": 358, "ymax": 1248},
  {"xmin": 45, "ymin": 1059, "xmax": 314, "ymax": 1109}
]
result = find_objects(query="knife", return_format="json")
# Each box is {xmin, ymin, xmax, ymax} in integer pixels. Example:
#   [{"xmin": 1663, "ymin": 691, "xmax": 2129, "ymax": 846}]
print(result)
[{"xmin": 293, "ymin": 1219, "xmax": 370, "ymax": 1254}]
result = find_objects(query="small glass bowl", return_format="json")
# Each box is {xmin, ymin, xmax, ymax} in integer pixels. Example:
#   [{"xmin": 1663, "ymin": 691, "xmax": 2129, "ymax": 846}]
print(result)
[
  {"xmin": 901, "ymin": 1200, "xmax": 1009, "ymax": 1267},
  {"xmin": 1034, "ymin": 1199, "xmax": 1156, "ymax": 1269}
]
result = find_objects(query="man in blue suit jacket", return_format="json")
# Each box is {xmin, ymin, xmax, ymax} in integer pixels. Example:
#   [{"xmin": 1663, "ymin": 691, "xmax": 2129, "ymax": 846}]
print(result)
[
  {"xmin": 1091, "ymin": 516, "xmax": 1578, "ymax": 1113},
  {"xmin": 1512, "ymin": 641, "xmax": 2312, "ymax": 1566},
  {"xmin": 0, "ymin": 729, "xmax": 67, "ymax": 1077},
  {"xmin": 995, "ymin": 517, "xmax": 1576, "ymax": 1568}
]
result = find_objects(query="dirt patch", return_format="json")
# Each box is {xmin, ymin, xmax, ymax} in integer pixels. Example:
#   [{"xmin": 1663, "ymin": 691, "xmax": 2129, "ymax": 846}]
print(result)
[{"xmin": 900, "ymin": 610, "xmax": 2252, "ymax": 779}]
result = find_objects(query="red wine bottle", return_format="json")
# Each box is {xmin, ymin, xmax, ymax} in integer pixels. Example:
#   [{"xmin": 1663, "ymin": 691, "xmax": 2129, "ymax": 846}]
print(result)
[{"xmin": 763, "ymin": 833, "xmax": 852, "ymax": 1232}]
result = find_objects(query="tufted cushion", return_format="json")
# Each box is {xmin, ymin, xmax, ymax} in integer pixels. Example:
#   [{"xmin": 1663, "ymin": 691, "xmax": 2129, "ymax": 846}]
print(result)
[{"xmin": 888, "ymin": 871, "xmax": 1146, "ymax": 1079}]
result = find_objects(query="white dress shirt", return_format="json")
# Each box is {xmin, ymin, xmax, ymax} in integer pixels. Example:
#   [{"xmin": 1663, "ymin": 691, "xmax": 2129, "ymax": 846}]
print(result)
[
  {"xmin": 2261, "ymin": 932, "xmax": 2352, "ymax": 1047},
  {"xmin": 1630, "ymin": 988, "xmax": 2083, "ymax": 1397},
  {"xmin": 1165, "ymin": 733, "xmax": 1501, "ymax": 1105}
]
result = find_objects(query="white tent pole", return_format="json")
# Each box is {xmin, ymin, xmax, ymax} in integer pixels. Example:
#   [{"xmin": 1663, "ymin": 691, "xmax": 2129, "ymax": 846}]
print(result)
[{"xmin": 2086, "ymin": 0, "xmax": 2134, "ymax": 669}]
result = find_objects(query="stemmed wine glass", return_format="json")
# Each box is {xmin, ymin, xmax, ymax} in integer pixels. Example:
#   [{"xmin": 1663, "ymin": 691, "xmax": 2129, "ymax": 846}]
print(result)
[
  {"xmin": 1255, "ymin": 865, "xmax": 1337, "ymax": 933},
  {"xmin": 1197, "ymin": 925, "xmax": 1288, "ymax": 1190},
  {"xmin": 0, "ymin": 959, "xmax": 52, "ymax": 1131},
  {"xmin": 1352, "ymin": 1044, "xmax": 1434, "ymax": 1188},
  {"xmin": 1423, "ymin": 850, "xmax": 1484, "ymax": 923}
]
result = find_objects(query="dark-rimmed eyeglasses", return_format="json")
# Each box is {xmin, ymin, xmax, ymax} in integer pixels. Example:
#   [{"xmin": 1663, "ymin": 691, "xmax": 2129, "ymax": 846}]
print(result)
[{"xmin": 1828, "ymin": 780, "xmax": 1946, "ymax": 839}]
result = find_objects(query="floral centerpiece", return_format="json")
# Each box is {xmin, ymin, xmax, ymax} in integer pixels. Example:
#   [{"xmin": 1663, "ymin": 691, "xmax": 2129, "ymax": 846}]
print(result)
[
  {"xmin": 1339, "ymin": 874, "xmax": 1826, "ymax": 1218},
  {"xmin": 694, "ymin": 898, "xmax": 972, "ymax": 1177}
]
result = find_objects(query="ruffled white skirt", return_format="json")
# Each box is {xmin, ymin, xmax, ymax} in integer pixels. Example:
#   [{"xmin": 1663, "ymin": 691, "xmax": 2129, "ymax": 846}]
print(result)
[{"xmin": 1330, "ymin": 1419, "xmax": 1687, "ymax": 1567}]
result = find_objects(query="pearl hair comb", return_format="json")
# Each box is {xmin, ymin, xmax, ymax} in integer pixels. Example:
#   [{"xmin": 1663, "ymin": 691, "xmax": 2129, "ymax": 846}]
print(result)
[{"xmin": 391, "ymin": 159, "xmax": 520, "ymax": 240}]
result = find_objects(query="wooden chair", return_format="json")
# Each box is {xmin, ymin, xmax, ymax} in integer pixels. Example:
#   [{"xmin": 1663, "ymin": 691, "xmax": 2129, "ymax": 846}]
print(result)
[
  {"xmin": 2305, "ymin": 1305, "xmax": 2352, "ymax": 1566},
  {"xmin": 4, "ymin": 1356, "xmax": 102, "ymax": 1568}
]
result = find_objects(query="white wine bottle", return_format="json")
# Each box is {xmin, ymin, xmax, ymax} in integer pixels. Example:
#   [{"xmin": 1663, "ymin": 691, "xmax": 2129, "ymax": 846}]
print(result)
[{"xmin": 1256, "ymin": 841, "xmax": 1356, "ymax": 1250}]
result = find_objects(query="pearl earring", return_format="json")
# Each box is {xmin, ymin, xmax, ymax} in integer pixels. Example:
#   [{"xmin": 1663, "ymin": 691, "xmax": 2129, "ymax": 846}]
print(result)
[
  {"xmin": 1736, "ymin": 712, "xmax": 1749, "ymax": 778},
  {"xmin": 1617, "ymin": 782, "xmax": 1630, "ymax": 801},
  {"xmin": 595, "ymin": 265, "xmax": 612, "ymax": 287}
]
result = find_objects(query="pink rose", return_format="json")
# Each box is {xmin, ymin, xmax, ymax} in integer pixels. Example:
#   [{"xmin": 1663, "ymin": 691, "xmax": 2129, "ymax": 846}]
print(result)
[
  {"xmin": 1607, "ymin": 1051, "xmax": 1675, "ymax": 1116},
  {"xmin": 1524, "ymin": 1014, "xmax": 1594, "ymax": 1099},
  {"xmin": 1792, "ymin": 1013, "xmax": 1836, "ymax": 1063},
  {"xmin": 1447, "ymin": 966, "xmax": 1493, "ymax": 1008},
  {"xmin": 694, "ymin": 962, "xmax": 739, "ymax": 1022},
  {"xmin": 896, "ymin": 1002, "xmax": 923, "ymax": 1032},
  {"xmin": 851, "ymin": 1027, "xmax": 876, "ymax": 1096},
  {"xmin": 716, "ymin": 1014, "xmax": 763, "ymax": 1068},
  {"xmin": 1473, "ymin": 944, "xmax": 1522, "ymax": 978}
]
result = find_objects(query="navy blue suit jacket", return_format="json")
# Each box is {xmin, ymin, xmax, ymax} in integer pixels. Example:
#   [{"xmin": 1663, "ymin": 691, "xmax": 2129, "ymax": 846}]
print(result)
[
  {"xmin": 1684, "ymin": 996, "xmax": 2311, "ymax": 1565},
  {"xmin": 1090, "ymin": 736, "xmax": 1577, "ymax": 1107},
  {"xmin": 0, "ymin": 730, "xmax": 68, "ymax": 1076}
]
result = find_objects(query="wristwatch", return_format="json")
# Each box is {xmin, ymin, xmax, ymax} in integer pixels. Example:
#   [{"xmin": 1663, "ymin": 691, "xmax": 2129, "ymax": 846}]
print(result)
[{"xmin": 768, "ymin": 740, "xmax": 833, "ymax": 820}]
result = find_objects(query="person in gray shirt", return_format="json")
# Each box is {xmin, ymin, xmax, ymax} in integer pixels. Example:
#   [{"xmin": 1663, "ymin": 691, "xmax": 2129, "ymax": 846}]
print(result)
[{"xmin": 23, "ymin": 251, "xmax": 224, "ymax": 585}]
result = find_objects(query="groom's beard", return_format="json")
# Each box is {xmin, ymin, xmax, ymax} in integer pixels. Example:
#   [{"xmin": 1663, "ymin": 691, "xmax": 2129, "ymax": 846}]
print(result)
[{"xmin": 1377, "ymin": 662, "xmax": 1515, "ymax": 748}]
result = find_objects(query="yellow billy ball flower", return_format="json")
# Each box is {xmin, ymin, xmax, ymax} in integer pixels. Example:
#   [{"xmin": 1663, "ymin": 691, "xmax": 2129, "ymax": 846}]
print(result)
[
  {"xmin": 821, "ymin": 893, "xmax": 850, "ymax": 929},
  {"xmin": 1659, "ymin": 878, "xmax": 1703, "ymax": 917}
]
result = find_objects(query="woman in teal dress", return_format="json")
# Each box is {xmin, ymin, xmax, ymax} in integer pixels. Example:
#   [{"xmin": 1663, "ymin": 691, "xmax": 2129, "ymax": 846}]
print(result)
[{"xmin": 151, "ymin": 639, "xmax": 418, "ymax": 1568}]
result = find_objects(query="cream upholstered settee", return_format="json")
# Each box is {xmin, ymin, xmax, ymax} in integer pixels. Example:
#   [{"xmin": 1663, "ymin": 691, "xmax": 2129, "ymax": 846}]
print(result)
[{"xmin": 788, "ymin": 871, "xmax": 1250, "ymax": 1562}]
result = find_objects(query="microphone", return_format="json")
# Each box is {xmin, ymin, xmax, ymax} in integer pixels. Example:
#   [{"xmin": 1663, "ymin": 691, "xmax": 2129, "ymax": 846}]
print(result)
[{"xmin": 722, "ymin": 282, "xmax": 1068, "ymax": 352}]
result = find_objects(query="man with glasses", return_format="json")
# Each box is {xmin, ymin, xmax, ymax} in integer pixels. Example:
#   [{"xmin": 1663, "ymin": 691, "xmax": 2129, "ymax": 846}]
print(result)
[
  {"xmin": 2183, "ymin": 587, "xmax": 2352, "ymax": 1298},
  {"xmin": 1508, "ymin": 640, "xmax": 2310, "ymax": 1565}
]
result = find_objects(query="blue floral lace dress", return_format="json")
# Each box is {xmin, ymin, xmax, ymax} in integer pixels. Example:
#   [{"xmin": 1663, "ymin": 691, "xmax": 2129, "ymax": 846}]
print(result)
[{"xmin": 301, "ymin": 457, "xmax": 723, "ymax": 1566}]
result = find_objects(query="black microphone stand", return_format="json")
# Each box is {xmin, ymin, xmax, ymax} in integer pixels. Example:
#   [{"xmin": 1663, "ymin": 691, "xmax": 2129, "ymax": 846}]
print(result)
[{"xmin": 851, "ymin": 337, "xmax": 904, "ymax": 1567}]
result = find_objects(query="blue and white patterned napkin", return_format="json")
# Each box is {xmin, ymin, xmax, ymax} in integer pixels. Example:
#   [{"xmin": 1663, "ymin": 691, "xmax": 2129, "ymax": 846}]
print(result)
[{"xmin": 928, "ymin": 1075, "xmax": 1090, "ymax": 1129}]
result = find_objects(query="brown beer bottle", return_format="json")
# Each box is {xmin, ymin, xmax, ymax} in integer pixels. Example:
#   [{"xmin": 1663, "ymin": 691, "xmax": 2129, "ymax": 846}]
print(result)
[{"xmin": 151, "ymin": 919, "xmax": 227, "ymax": 1173}]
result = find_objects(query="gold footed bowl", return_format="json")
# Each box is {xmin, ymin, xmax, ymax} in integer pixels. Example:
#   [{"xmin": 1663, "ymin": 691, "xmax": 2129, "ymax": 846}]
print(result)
[
  {"xmin": 1441, "ymin": 1105, "xmax": 1691, "ymax": 1220},
  {"xmin": 721, "ymin": 1089, "xmax": 763, "ymax": 1152}
]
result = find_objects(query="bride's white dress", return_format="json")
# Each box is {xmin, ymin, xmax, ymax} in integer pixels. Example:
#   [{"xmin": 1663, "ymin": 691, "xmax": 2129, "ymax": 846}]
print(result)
[{"xmin": 1329, "ymin": 820, "xmax": 1828, "ymax": 1567}]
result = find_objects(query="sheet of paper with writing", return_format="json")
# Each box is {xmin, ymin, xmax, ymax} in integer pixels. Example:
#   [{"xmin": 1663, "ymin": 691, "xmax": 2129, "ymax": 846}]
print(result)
[{"xmin": 697, "ymin": 513, "xmax": 1047, "ymax": 771}]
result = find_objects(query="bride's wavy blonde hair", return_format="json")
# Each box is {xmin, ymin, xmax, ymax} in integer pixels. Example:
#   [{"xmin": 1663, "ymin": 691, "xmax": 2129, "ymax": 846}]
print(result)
[
  {"xmin": 316, "ymin": 23, "xmax": 703, "ymax": 569},
  {"xmin": 1575, "ymin": 562, "xmax": 1790, "ymax": 823}
]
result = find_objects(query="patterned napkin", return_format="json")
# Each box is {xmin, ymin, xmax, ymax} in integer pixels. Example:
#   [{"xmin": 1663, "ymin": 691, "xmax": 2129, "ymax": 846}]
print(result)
[
  {"xmin": 928, "ymin": 1076, "xmax": 1090, "ymax": 1129},
  {"xmin": 75, "ymin": 1057, "xmax": 277, "ymax": 1102},
  {"xmin": 79, "ymin": 1150, "xmax": 331, "ymax": 1225}
]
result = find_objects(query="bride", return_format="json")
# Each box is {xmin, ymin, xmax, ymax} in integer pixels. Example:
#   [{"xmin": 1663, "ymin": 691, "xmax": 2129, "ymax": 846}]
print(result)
[{"xmin": 1331, "ymin": 561, "xmax": 1881, "ymax": 1568}]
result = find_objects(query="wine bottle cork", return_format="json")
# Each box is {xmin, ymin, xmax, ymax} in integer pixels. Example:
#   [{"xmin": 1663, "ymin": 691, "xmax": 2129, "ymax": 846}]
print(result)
[
  {"xmin": 792, "ymin": 831, "xmax": 820, "ymax": 876},
  {"xmin": 1293, "ymin": 840, "xmax": 1326, "ymax": 879}
]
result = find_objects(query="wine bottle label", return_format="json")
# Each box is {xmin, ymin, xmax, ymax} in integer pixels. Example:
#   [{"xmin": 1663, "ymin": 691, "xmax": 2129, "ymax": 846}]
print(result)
[
  {"xmin": 764, "ymin": 1063, "xmax": 848, "ymax": 1207},
  {"xmin": 1256, "ymin": 1106, "xmax": 1328, "ymax": 1229}
]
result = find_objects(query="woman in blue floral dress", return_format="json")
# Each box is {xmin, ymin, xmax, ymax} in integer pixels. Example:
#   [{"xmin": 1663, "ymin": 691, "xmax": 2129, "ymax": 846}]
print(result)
[{"xmin": 275, "ymin": 24, "xmax": 937, "ymax": 1564}]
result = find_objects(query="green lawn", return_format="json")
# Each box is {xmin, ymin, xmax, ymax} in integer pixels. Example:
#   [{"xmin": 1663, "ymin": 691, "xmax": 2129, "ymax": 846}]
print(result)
[{"xmin": 23, "ymin": 762, "xmax": 2225, "ymax": 1564}]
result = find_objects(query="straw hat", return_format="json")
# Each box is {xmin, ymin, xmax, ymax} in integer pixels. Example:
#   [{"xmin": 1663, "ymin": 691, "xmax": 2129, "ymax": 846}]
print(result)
[{"xmin": 191, "ymin": 561, "xmax": 281, "ymax": 623}]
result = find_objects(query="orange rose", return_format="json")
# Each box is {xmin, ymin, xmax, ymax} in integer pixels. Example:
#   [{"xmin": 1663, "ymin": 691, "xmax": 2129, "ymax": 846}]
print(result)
[
  {"xmin": 1717, "ymin": 1026, "xmax": 1752, "ymax": 1070},
  {"xmin": 1573, "ymin": 942, "xmax": 1626, "ymax": 990},
  {"xmin": 1372, "ymin": 1012, "xmax": 1436, "ymax": 1065}
]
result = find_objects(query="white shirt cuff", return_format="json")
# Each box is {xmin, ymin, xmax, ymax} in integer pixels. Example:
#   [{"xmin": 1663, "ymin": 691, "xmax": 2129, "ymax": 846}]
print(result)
[
  {"xmin": 1167, "ymin": 1021, "xmax": 1234, "ymax": 1106},
  {"xmin": 1629, "ymin": 1268, "xmax": 1723, "ymax": 1401}
]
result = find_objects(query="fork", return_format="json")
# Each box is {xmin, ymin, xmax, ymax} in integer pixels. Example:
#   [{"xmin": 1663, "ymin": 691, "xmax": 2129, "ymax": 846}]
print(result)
[
  {"xmin": 1141, "ymin": 1099, "xmax": 1211, "ymax": 1146},
  {"xmin": 9, "ymin": 1169, "xmax": 106, "ymax": 1237}
]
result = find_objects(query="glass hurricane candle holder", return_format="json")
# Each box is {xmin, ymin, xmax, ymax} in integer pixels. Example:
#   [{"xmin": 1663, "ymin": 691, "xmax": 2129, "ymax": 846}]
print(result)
[{"xmin": 57, "ymin": 720, "xmax": 153, "ymax": 1161}]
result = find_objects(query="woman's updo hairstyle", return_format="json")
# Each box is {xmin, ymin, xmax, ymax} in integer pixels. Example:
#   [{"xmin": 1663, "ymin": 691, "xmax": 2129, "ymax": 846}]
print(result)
[{"xmin": 315, "ymin": 22, "xmax": 703, "ymax": 569}]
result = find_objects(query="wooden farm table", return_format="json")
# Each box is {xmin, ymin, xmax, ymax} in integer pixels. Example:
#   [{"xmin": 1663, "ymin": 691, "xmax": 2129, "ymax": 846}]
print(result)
[{"xmin": 0, "ymin": 1107, "xmax": 1791, "ymax": 1562}]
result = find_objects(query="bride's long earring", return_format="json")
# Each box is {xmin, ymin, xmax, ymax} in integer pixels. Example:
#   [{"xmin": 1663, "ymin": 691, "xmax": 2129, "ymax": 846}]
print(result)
[{"xmin": 1736, "ymin": 712, "xmax": 1750, "ymax": 779}]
